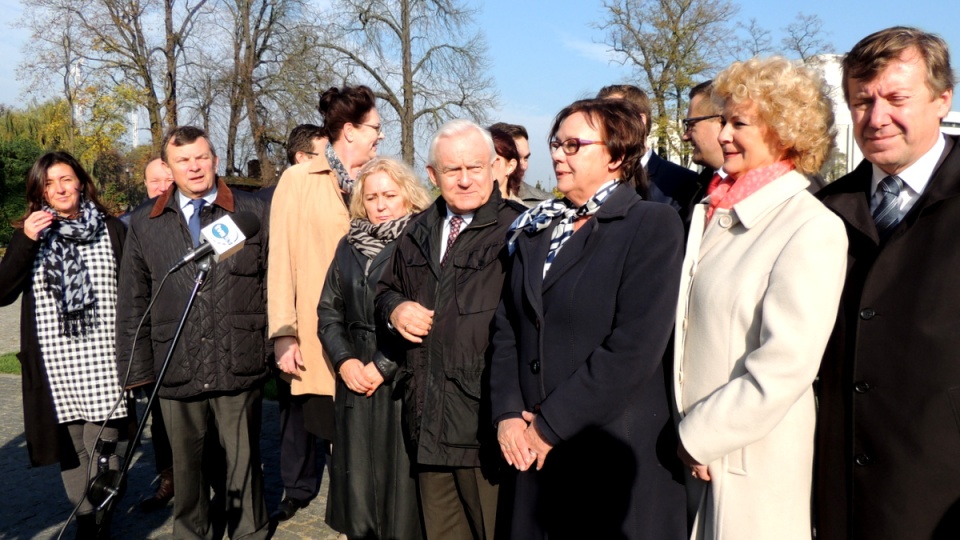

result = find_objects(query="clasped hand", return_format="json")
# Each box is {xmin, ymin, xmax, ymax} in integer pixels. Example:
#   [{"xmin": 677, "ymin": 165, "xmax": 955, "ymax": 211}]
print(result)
[{"xmin": 498, "ymin": 410, "xmax": 553, "ymax": 472}]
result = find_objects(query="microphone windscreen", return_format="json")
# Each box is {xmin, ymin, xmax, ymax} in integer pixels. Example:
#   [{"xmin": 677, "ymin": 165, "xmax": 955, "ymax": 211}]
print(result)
[{"xmin": 231, "ymin": 211, "xmax": 261, "ymax": 238}]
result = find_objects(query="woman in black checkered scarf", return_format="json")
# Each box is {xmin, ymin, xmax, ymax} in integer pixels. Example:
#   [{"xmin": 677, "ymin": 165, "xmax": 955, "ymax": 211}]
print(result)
[{"xmin": 0, "ymin": 151, "xmax": 128, "ymax": 538}]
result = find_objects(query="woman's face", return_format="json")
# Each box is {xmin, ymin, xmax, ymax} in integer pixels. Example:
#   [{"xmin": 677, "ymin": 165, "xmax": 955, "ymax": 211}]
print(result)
[
  {"xmin": 552, "ymin": 111, "xmax": 619, "ymax": 207},
  {"xmin": 352, "ymin": 108, "xmax": 384, "ymax": 166},
  {"xmin": 490, "ymin": 153, "xmax": 517, "ymax": 194},
  {"xmin": 363, "ymin": 171, "xmax": 408, "ymax": 225},
  {"xmin": 44, "ymin": 163, "xmax": 82, "ymax": 217},
  {"xmin": 718, "ymin": 100, "xmax": 786, "ymax": 179}
]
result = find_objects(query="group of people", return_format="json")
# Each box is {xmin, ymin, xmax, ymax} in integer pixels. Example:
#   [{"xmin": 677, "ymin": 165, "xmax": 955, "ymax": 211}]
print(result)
[{"xmin": 2, "ymin": 24, "xmax": 959, "ymax": 540}]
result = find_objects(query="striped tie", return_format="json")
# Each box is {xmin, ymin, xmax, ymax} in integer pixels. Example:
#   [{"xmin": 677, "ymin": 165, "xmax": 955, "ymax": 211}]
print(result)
[
  {"xmin": 441, "ymin": 215, "xmax": 463, "ymax": 268},
  {"xmin": 872, "ymin": 175, "xmax": 904, "ymax": 238}
]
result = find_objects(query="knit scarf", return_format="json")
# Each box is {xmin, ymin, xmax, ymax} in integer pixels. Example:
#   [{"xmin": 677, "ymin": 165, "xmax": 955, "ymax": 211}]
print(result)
[
  {"xmin": 507, "ymin": 179, "xmax": 620, "ymax": 277},
  {"xmin": 347, "ymin": 214, "xmax": 414, "ymax": 261},
  {"xmin": 40, "ymin": 197, "xmax": 105, "ymax": 336},
  {"xmin": 325, "ymin": 141, "xmax": 355, "ymax": 196}
]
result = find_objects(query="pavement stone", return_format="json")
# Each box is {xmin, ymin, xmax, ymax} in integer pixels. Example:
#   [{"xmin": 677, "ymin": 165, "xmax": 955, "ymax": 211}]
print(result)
[{"xmin": 0, "ymin": 373, "xmax": 340, "ymax": 539}]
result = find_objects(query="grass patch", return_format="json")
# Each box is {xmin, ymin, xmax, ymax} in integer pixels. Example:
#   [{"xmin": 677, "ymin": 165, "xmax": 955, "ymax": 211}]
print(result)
[{"xmin": 0, "ymin": 352, "xmax": 20, "ymax": 375}]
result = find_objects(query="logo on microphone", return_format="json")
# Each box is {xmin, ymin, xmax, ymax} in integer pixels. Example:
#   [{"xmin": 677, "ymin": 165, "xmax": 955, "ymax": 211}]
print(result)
[{"xmin": 211, "ymin": 222, "xmax": 238, "ymax": 243}]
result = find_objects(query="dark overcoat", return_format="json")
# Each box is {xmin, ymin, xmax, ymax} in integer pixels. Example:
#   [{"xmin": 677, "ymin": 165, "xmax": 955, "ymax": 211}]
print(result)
[
  {"xmin": 0, "ymin": 217, "xmax": 125, "ymax": 466},
  {"xmin": 490, "ymin": 183, "xmax": 687, "ymax": 539},
  {"xmin": 815, "ymin": 135, "xmax": 960, "ymax": 540}
]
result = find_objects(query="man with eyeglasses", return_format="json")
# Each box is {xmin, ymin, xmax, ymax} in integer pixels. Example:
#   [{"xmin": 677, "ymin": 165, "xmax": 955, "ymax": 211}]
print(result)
[
  {"xmin": 376, "ymin": 119, "xmax": 522, "ymax": 540},
  {"xmin": 677, "ymin": 80, "xmax": 725, "ymax": 229}
]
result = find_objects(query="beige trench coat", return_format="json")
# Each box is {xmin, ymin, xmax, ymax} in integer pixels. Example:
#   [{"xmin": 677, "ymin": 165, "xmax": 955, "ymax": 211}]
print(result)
[
  {"xmin": 268, "ymin": 153, "xmax": 350, "ymax": 396},
  {"xmin": 674, "ymin": 171, "xmax": 847, "ymax": 539}
]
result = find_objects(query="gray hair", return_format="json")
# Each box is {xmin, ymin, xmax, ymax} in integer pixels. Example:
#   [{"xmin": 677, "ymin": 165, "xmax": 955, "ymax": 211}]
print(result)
[{"xmin": 427, "ymin": 119, "xmax": 496, "ymax": 168}]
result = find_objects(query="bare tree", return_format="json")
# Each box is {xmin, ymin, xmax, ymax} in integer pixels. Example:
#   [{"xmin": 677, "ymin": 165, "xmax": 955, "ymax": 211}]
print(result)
[
  {"xmin": 781, "ymin": 12, "xmax": 834, "ymax": 62},
  {"xmin": 598, "ymin": 0, "xmax": 739, "ymax": 159},
  {"xmin": 737, "ymin": 17, "xmax": 774, "ymax": 59},
  {"xmin": 318, "ymin": 0, "xmax": 497, "ymax": 166}
]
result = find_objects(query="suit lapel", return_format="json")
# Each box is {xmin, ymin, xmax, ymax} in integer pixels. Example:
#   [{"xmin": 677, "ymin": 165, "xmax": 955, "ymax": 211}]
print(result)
[{"xmin": 516, "ymin": 223, "xmax": 552, "ymax": 320}]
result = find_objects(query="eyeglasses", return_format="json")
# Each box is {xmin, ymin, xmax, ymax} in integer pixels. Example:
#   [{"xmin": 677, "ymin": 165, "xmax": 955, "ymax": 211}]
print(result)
[
  {"xmin": 303, "ymin": 151, "xmax": 320, "ymax": 157},
  {"xmin": 682, "ymin": 115, "xmax": 721, "ymax": 131},
  {"xmin": 356, "ymin": 122, "xmax": 383, "ymax": 135},
  {"xmin": 549, "ymin": 138, "xmax": 606, "ymax": 156}
]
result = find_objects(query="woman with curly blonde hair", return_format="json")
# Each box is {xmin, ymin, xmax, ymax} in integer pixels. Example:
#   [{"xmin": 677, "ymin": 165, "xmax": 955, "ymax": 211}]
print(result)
[{"xmin": 672, "ymin": 56, "xmax": 848, "ymax": 539}]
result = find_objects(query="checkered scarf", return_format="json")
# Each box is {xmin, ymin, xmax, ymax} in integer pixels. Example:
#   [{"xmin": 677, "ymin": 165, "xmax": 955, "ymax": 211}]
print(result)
[
  {"xmin": 39, "ymin": 197, "xmax": 105, "ymax": 337},
  {"xmin": 507, "ymin": 180, "xmax": 620, "ymax": 277},
  {"xmin": 347, "ymin": 214, "xmax": 413, "ymax": 261},
  {"xmin": 326, "ymin": 141, "xmax": 355, "ymax": 196}
]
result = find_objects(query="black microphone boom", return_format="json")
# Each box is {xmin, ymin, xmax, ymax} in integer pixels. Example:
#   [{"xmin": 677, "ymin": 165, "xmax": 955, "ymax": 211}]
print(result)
[{"xmin": 167, "ymin": 211, "xmax": 260, "ymax": 273}]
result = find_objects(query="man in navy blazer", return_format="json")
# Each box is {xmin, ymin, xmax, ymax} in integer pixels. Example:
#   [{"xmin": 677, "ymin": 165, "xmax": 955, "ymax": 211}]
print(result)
[{"xmin": 815, "ymin": 27, "xmax": 960, "ymax": 540}]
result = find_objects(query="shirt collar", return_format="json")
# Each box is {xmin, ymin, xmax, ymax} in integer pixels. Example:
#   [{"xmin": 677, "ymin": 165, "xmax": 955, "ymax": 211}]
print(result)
[
  {"xmin": 640, "ymin": 147, "xmax": 653, "ymax": 167},
  {"xmin": 871, "ymin": 133, "xmax": 946, "ymax": 197},
  {"xmin": 177, "ymin": 186, "xmax": 219, "ymax": 210}
]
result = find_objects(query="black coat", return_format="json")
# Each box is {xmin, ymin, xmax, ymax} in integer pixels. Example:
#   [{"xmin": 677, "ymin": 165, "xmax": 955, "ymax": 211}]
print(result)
[
  {"xmin": 318, "ymin": 236, "xmax": 422, "ymax": 540},
  {"xmin": 815, "ymin": 135, "xmax": 960, "ymax": 540},
  {"xmin": 645, "ymin": 151, "xmax": 700, "ymax": 217},
  {"xmin": 116, "ymin": 180, "xmax": 271, "ymax": 400},
  {"xmin": 0, "ymin": 217, "xmax": 126, "ymax": 467},
  {"xmin": 490, "ymin": 183, "xmax": 687, "ymax": 539},
  {"xmin": 375, "ymin": 191, "xmax": 521, "ymax": 469}
]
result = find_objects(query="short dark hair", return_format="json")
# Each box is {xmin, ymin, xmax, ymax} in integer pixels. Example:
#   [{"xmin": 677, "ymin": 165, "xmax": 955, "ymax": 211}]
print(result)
[
  {"xmin": 489, "ymin": 122, "xmax": 529, "ymax": 141},
  {"xmin": 549, "ymin": 98, "xmax": 649, "ymax": 198},
  {"xmin": 597, "ymin": 84, "xmax": 652, "ymax": 132},
  {"xmin": 161, "ymin": 126, "xmax": 217, "ymax": 163},
  {"xmin": 285, "ymin": 124, "xmax": 324, "ymax": 165},
  {"xmin": 489, "ymin": 126, "xmax": 525, "ymax": 197},
  {"xmin": 688, "ymin": 80, "xmax": 721, "ymax": 115},
  {"xmin": 317, "ymin": 85, "xmax": 377, "ymax": 142},
  {"xmin": 842, "ymin": 26, "xmax": 955, "ymax": 104},
  {"xmin": 16, "ymin": 151, "xmax": 108, "ymax": 227}
]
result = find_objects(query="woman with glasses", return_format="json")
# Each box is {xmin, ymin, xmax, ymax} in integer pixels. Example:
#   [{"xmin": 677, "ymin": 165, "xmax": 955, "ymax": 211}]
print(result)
[
  {"xmin": 268, "ymin": 85, "xmax": 384, "ymax": 523},
  {"xmin": 491, "ymin": 98, "xmax": 687, "ymax": 539},
  {"xmin": 674, "ymin": 57, "xmax": 846, "ymax": 539},
  {"xmin": 0, "ymin": 152, "xmax": 128, "ymax": 538}
]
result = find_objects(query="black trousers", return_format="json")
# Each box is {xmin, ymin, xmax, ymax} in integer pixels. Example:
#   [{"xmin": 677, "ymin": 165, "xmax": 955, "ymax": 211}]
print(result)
[{"xmin": 276, "ymin": 377, "xmax": 325, "ymax": 502}]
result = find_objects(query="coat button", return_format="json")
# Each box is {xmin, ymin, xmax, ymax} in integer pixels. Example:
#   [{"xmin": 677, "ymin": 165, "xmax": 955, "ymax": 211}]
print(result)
[
  {"xmin": 718, "ymin": 215, "xmax": 733, "ymax": 228},
  {"xmin": 854, "ymin": 453, "xmax": 872, "ymax": 466},
  {"xmin": 530, "ymin": 360, "xmax": 540, "ymax": 374},
  {"xmin": 853, "ymin": 381, "xmax": 871, "ymax": 393},
  {"xmin": 535, "ymin": 319, "xmax": 541, "ymax": 330},
  {"xmin": 860, "ymin": 308, "xmax": 876, "ymax": 320}
]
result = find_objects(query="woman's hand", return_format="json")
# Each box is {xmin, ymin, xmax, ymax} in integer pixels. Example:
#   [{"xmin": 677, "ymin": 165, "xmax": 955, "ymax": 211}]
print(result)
[
  {"xmin": 24, "ymin": 211, "xmax": 54, "ymax": 241},
  {"xmin": 339, "ymin": 359, "xmax": 375, "ymax": 394},
  {"xmin": 678, "ymin": 441, "xmax": 711, "ymax": 481},
  {"xmin": 522, "ymin": 410, "xmax": 554, "ymax": 471},
  {"xmin": 498, "ymin": 417, "xmax": 535, "ymax": 471},
  {"xmin": 274, "ymin": 336, "xmax": 304, "ymax": 375},
  {"xmin": 360, "ymin": 362, "xmax": 385, "ymax": 397},
  {"xmin": 389, "ymin": 301, "xmax": 434, "ymax": 344}
]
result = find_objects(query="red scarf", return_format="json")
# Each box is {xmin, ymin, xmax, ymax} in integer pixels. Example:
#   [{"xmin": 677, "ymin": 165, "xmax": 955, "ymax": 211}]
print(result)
[{"xmin": 706, "ymin": 160, "xmax": 795, "ymax": 222}]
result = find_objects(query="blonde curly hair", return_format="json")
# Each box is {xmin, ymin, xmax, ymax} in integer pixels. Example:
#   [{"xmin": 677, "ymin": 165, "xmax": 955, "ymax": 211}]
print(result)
[
  {"xmin": 349, "ymin": 157, "xmax": 432, "ymax": 220},
  {"xmin": 712, "ymin": 57, "xmax": 836, "ymax": 176}
]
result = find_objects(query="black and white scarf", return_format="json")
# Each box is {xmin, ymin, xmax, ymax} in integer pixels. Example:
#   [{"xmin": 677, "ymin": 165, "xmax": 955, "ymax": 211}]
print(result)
[
  {"xmin": 326, "ymin": 141, "xmax": 355, "ymax": 196},
  {"xmin": 40, "ymin": 197, "xmax": 105, "ymax": 336},
  {"xmin": 347, "ymin": 214, "xmax": 414, "ymax": 261},
  {"xmin": 507, "ymin": 179, "xmax": 620, "ymax": 277}
]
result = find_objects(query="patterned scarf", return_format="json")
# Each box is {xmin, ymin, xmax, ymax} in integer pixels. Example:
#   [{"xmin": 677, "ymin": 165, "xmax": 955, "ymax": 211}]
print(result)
[
  {"xmin": 40, "ymin": 197, "xmax": 105, "ymax": 336},
  {"xmin": 706, "ymin": 160, "xmax": 794, "ymax": 221},
  {"xmin": 507, "ymin": 179, "xmax": 620, "ymax": 277},
  {"xmin": 347, "ymin": 214, "xmax": 414, "ymax": 260},
  {"xmin": 325, "ymin": 141, "xmax": 355, "ymax": 196}
]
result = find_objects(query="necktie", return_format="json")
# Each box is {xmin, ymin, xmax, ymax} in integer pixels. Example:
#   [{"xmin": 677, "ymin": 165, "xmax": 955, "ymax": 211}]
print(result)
[
  {"xmin": 441, "ymin": 215, "xmax": 463, "ymax": 268},
  {"xmin": 873, "ymin": 175, "xmax": 904, "ymax": 237},
  {"xmin": 188, "ymin": 199, "xmax": 206, "ymax": 247}
]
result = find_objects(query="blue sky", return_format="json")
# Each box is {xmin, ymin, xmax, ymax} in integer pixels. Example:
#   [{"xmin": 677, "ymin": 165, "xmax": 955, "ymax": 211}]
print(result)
[{"xmin": 1, "ymin": 0, "xmax": 959, "ymax": 186}]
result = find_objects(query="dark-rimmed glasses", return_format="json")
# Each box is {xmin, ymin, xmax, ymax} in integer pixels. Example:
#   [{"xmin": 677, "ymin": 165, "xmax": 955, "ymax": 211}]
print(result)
[
  {"xmin": 549, "ymin": 138, "xmax": 606, "ymax": 155},
  {"xmin": 356, "ymin": 122, "xmax": 383, "ymax": 135},
  {"xmin": 682, "ymin": 115, "xmax": 721, "ymax": 131}
]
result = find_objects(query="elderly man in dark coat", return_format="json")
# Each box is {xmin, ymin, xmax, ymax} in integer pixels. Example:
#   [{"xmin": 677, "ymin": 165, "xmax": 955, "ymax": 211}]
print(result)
[{"xmin": 815, "ymin": 27, "xmax": 960, "ymax": 540}]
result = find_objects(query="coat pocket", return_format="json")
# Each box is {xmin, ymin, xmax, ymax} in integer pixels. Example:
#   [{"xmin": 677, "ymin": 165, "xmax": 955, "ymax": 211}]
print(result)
[
  {"xmin": 152, "ymin": 321, "xmax": 192, "ymax": 387},
  {"xmin": 454, "ymin": 243, "xmax": 505, "ymax": 315},
  {"xmin": 726, "ymin": 447, "xmax": 747, "ymax": 476},
  {"xmin": 229, "ymin": 314, "xmax": 267, "ymax": 376},
  {"xmin": 441, "ymin": 368, "xmax": 483, "ymax": 448}
]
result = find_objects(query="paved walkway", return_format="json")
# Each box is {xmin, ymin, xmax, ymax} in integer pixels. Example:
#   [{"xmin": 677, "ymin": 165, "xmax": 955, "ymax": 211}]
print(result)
[{"xmin": 0, "ymin": 379, "xmax": 339, "ymax": 539}]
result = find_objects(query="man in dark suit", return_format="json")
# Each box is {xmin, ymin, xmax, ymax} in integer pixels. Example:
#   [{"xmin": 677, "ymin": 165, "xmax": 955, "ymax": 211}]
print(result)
[
  {"xmin": 597, "ymin": 84, "xmax": 698, "ymax": 214},
  {"xmin": 815, "ymin": 26, "xmax": 959, "ymax": 540},
  {"xmin": 678, "ymin": 80, "xmax": 724, "ymax": 227}
]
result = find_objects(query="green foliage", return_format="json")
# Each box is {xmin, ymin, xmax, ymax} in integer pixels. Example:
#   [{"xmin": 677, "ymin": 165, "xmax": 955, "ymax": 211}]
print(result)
[{"xmin": 0, "ymin": 352, "xmax": 20, "ymax": 375}]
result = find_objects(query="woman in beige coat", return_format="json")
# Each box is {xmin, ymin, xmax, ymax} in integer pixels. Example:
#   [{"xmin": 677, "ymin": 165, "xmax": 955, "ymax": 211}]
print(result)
[
  {"xmin": 674, "ymin": 57, "xmax": 847, "ymax": 539},
  {"xmin": 268, "ymin": 85, "xmax": 383, "ymax": 516}
]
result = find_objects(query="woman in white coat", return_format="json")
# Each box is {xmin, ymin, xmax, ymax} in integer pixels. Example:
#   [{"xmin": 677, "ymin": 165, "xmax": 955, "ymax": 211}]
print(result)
[{"xmin": 674, "ymin": 57, "xmax": 847, "ymax": 539}]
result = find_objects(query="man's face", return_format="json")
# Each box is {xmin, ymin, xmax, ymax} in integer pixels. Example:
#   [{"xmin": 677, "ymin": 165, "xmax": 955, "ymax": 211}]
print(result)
[
  {"xmin": 513, "ymin": 136, "xmax": 531, "ymax": 172},
  {"xmin": 682, "ymin": 94, "xmax": 724, "ymax": 170},
  {"xmin": 164, "ymin": 137, "xmax": 219, "ymax": 199},
  {"xmin": 847, "ymin": 48, "xmax": 953, "ymax": 175},
  {"xmin": 427, "ymin": 129, "xmax": 494, "ymax": 214},
  {"xmin": 144, "ymin": 158, "xmax": 173, "ymax": 198}
]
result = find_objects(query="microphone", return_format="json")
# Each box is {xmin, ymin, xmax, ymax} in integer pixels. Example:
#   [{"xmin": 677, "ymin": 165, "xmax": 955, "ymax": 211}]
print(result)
[{"xmin": 167, "ymin": 211, "xmax": 261, "ymax": 273}]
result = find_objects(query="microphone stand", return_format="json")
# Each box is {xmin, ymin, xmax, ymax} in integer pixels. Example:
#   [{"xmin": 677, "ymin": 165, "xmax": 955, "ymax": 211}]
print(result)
[{"xmin": 86, "ymin": 257, "xmax": 212, "ymax": 532}]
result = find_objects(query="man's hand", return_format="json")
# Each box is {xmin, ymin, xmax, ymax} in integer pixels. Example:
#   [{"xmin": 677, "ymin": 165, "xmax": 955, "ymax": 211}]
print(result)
[
  {"xmin": 274, "ymin": 336, "xmax": 304, "ymax": 375},
  {"xmin": 389, "ymin": 301, "xmax": 435, "ymax": 344}
]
